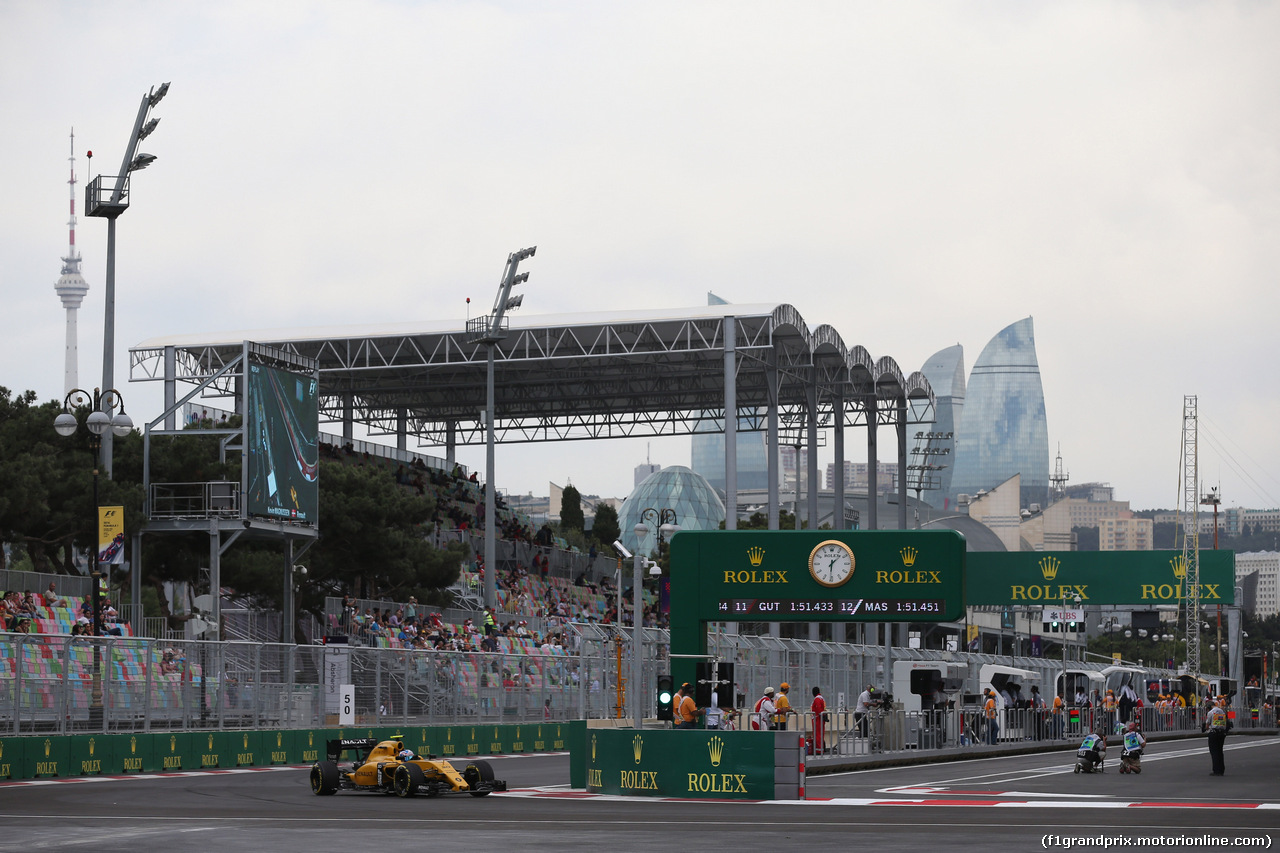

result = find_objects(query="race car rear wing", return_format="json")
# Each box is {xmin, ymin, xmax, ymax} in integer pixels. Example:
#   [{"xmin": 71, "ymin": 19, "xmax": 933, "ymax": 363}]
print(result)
[{"xmin": 325, "ymin": 738, "xmax": 379, "ymax": 762}]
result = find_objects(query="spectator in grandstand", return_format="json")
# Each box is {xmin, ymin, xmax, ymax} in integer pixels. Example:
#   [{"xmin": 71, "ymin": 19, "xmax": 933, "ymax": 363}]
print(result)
[
  {"xmin": 45, "ymin": 581, "xmax": 65, "ymax": 607},
  {"xmin": 18, "ymin": 591, "xmax": 37, "ymax": 616}
]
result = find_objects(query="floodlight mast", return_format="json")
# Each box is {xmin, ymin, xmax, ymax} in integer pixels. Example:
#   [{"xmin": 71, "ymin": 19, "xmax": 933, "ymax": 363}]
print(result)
[{"xmin": 477, "ymin": 246, "xmax": 536, "ymax": 610}]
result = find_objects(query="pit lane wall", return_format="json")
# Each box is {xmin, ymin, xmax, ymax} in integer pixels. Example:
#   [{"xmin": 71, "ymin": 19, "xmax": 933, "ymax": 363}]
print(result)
[
  {"xmin": 571, "ymin": 728, "xmax": 806, "ymax": 800},
  {"xmin": 0, "ymin": 723, "xmax": 571, "ymax": 780}
]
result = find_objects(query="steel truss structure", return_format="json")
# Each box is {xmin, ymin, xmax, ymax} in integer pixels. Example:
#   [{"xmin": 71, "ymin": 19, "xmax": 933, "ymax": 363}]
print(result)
[{"xmin": 132, "ymin": 303, "xmax": 932, "ymax": 444}]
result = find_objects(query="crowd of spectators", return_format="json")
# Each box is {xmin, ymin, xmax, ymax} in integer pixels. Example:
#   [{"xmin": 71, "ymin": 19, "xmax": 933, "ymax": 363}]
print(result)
[{"xmin": 2, "ymin": 585, "xmax": 128, "ymax": 638}]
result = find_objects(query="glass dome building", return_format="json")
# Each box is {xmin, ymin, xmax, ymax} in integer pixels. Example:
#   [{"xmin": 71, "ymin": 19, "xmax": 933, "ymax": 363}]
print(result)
[
  {"xmin": 948, "ymin": 317, "xmax": 1050, "ymax": 510},
  {"xmin": 618, "ymin": 465, "xmax": 726, "ymax": 555}
]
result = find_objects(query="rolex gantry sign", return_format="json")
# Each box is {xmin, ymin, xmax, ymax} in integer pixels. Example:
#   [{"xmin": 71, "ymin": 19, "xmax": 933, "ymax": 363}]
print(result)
[
  {"xmin": 670, "ymin": 530, "xmax": 966, "ymax": 624},
  {"xmin": 965, "ymin": 550, "xmax": 1236, "ymax": 607}
]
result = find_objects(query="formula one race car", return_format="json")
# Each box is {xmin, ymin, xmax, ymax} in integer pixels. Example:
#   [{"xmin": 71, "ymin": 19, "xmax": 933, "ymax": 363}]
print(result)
[{"xmin": 310, "ymin": 737, "xmax": 507, "ymax": 798}]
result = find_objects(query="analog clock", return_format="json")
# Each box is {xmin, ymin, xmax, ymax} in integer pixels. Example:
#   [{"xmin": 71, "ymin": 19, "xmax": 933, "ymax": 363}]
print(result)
[{"xmin": 809, "ymin": 540, "xmax": 855, "ymax": 588}]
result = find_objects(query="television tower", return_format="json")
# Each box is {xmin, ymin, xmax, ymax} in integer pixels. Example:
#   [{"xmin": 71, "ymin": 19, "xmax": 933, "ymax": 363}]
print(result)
[{"xmin": 54, "ymin": 128, "xmax": 90, "ymax": 395}]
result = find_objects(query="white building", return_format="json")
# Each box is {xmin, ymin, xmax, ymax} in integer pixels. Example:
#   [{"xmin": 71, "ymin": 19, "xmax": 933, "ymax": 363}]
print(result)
[{"xmin": 1235, "ymin": 551, "xmax": 1280, "ymax": 618}]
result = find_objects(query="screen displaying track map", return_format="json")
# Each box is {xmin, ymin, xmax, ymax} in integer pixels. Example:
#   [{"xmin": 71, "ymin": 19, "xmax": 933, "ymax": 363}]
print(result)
[{"xmin": 245, "ymin": 363, "xmax": 319, "ymax": 523}]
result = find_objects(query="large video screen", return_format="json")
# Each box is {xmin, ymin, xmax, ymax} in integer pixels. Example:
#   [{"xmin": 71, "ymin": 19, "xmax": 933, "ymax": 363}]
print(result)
[{"xmin": 245, "ymin": 363, "xmax": 319, "ymax": 523}]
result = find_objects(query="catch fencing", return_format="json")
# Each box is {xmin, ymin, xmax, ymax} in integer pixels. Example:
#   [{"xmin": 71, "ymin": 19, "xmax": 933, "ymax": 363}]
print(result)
[{"xmin": 3, "ymin": 627, "xmax": 1269, "ymax": 750}]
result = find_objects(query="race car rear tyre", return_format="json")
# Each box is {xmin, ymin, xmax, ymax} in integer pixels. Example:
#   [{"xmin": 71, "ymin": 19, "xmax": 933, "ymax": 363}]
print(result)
[
  {"xmin": 394, "ymin": 763, "xmax": 426, "ymax": 798},
  {"xmin": 311, "ymin": 761, "xmax": 339, "ymax": 796},
  {"xmin": 464, "ymin": 759, "xmax": 495, "ymax": 797}
]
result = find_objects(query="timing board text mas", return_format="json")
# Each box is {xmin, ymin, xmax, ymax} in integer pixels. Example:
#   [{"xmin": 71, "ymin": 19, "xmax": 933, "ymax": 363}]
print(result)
[{"xmin": 718, "ymin": 598, "xmax": 946, "ymax": 618}]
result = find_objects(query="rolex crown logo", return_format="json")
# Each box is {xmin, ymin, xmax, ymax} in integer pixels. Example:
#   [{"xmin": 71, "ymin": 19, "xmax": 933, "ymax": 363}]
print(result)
[
  {"xmin": 633, "ymin": 734, "xmax": 644, "ymax": 764},
  {"xmin": 131, "ymin": 737, "xmax": 137, "ymax": 754},
  {"xmin": 900, "ymin": 547, "xmax": 918, "ymax": 567},
  {"xmin": 747, "ymin": 546, "xmax": 765, "ymax": 567},
  {"xmin": 708, "ymin": 735, "xmax": 724, "ymax": 767},
  {"xmin": 1170, "ymin": 555, "xmax": 1187, "ymax": 580},
  {"xmin": 591, "ymin": 734, "xmax": 597, "ymax": 762},
  {"xmin": 277, "ymin": 733, "xmax": 283, "ymax": 748},
  {"xmin": 208, "ymin": 734, "xmax": 214, "ymax": 750},
  {"xmin": 89, "ymin": 738, "xmax": 95, "ymax": 756},
  {"xmin": 243, "ymin": 734, "xmax": 249, "ymax": 749},
  {"xmin": 1039, "ymin": 556, "xmax": 1061, "ymax": 580},
  {"xmin": 45, "ymin": 739, "xmax": 51, "ymax": 757},
  {"xmin": 170, "ymin": 736, "xmax": 177, "ymax": 751}
]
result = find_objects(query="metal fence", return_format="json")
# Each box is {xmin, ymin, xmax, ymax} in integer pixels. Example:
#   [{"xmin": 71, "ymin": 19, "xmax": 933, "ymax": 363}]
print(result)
[{"xmin": 3, "ymin": 627, "xmax": 1269, "ymax": 747}]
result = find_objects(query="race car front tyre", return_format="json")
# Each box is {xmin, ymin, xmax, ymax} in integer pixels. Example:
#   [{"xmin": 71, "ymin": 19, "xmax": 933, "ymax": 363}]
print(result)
[
  {"xmin": 394, "ymin": 763, "xmax": 426, "ymax": 798},
  {"xmin": 464, "ymin": 759, "xmax": 495, "ymax": 796},
  {"xmin": 311, "ymin": 761, "xmax": 339, "ymax": 795}
]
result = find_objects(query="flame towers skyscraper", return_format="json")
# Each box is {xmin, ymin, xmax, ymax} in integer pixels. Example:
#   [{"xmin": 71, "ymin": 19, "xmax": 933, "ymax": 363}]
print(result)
[
  {"xmin": 54, "ymin": 129, "xmax": 89, "ymax": 395},
  {"xmin": 948, "ymin": 317, "xmax": 1050, "ymax": 510}
]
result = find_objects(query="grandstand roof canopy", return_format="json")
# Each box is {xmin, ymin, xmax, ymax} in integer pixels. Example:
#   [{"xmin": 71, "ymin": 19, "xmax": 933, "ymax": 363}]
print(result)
[{"xmin": 131, "ymin": 303, "xmax": 935, "ymax": 448}]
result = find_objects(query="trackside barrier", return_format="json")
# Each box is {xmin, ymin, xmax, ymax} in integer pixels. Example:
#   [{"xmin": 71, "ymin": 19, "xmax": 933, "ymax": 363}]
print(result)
[
  {"xmin": 575, "ymin": 728, "xmax": 804, "ymax": 800},
  {"xmin": 0, "ymin": 722, "xmax": 570, "ymax": 781}
]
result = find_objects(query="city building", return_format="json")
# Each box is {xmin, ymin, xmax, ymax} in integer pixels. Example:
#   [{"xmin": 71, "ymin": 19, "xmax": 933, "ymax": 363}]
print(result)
[
  {"xmin": 914, "ymin": 344, "xmax": 965, "ymax": 508},
  {"xmin": 1098, "ymin": 513, "xmax": 1154, "ymax": 551},
  {"xmin": 691, "ymin": 414, "xmax": 770, "ymax": 492},
  {"xmin": 948, "ymin": 317, "xmax": 1050, "ymax": 510},
  {"xmin": 1064, "ymin": 492, "xmax": 1131, "ymax": 529},
  {"xmin": 1235, "ymin": 551, "xmax": 1280, "ymax": 618},
  {"xmin": 1243, "ymin": 509, "xmax": 1280, "ymax": 536},
  {"xmin": 963, "ymin": 474, "xmax": 1023, "ymax": 552},
  {"xmin": 824, "ymin": 461, "xmax": 898, "ymax": 496}
]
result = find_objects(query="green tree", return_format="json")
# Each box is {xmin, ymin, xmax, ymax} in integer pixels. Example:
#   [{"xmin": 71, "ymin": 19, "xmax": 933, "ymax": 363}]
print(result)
[
  {"xmin": 560, "ymin": 484, "xmax": 584, "ymax": 533},
  {"xmin": 0, "ymin": 387, "xmax": 142, "ymax": 574},
  {"xmin": 304, "ymin": 461, "xmax": 464, "ymax": 605},
  {"xmin": 591, "ymin": 503, "xmax": 620, "ymax": 546}
]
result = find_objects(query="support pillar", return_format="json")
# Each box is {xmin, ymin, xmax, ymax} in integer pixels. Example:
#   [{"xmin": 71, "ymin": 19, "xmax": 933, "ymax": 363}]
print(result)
[
  {"xmin": 806, "ymin": 372, "xmax": 819, "ymax": 528},
  {"xmin": 896, "ymin": 395, "xmax": 908, "ymax": 531},
  {"xmin": 833, "ymin": 391, "xmax": 845, "ymax": 529},
  {"xmin": 723, "ymin": 316, "xmax": 737, "ymax": 531},
  {"xmin": 866, "ymin": 395, "xmax": 878, "ymax": 531}
]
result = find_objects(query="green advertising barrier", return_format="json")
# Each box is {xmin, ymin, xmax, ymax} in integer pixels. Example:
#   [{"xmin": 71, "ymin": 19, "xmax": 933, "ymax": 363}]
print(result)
[
  {"xmin": 0, "ymin": 723, "xmax": 566, "ymax": 780},
  {"xmin": 583, "ymin": 728, "xmax": 776, "ymax": 799},
  {"xmin": 69, "ymin": 734, "xmax": 111, "ymax": 776},
  {"xmin": 0, "ymin": 736, "xmax": 19, "ymax": 779},
  {"xmin": 967, "ymin": 550, "xmax": 1235, "ymax": 606},
  {"xmin": 117, "ymin": 732, "xmax": 150, "ymax": 772},
  {"xmin": 568, "ymin": 721, "xmax": 587, "ymax": 789},
  {"xmin": 154, "ymin": 731, "xmax": 192, "ymax": 771},
  {"xmin": 25, "ymin": 735, "xmax": 70, "ymax": 778}
]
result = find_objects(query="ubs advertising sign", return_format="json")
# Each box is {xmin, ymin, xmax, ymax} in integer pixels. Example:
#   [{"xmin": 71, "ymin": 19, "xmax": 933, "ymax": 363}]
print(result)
[
  {"xmin": 584, "ymin": 729, "xmax": 775, "ymax": 799},
  {"xmin": 966, "ymin": 550, "xmax": 1235, "ymax": 607}
]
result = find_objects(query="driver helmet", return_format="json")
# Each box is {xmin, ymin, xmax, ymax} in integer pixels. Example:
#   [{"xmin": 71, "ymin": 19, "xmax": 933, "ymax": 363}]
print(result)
[{"xmin": 397, "ymin": 749, "xmax": 415, "ymax": 761}]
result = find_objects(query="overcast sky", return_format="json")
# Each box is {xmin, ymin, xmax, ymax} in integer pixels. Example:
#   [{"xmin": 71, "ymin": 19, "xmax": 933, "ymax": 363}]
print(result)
[{"xmin": 3, "ymin": 1, "xmax": 1277, "ymax": 513}]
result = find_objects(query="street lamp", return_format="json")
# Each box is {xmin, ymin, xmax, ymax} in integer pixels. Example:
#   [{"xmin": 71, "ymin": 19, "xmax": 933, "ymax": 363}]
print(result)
[
  {"xmin": 638, "ymin": 507, "xmax": 680, "ymax": 557},
  {"xmin": 84, "ymin": 81, "xmax": 168, "ymax": 478},
  {"xmin": 55, "ymin": 387, "xmax": 131, "ymax": 730},
  {"xmin": 629, "ymin": 522, "xmax": 664, "ymax": 729}
]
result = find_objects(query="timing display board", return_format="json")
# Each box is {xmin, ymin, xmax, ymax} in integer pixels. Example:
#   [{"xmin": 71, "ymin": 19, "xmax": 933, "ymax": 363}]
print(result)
[
  {"xmin": 669, "ymin": 529, "xmax": 966, "ymax": 624},
  {"xmin": 245, "ymin": 363, "xmax": 320, "ymax": 523}
]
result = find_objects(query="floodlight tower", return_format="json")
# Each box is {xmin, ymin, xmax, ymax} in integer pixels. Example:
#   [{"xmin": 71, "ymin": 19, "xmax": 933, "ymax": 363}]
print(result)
[
  {"xmin": 465, "ymin": 246, "xmax": 536, "ymax": 609},
  {"xmin": 54, "ymin": 129, "xmax": 90, "ymax": 396},
  {"xmin": 85, "ymin": 81, "xmax": 169, "ymax": 478}
]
